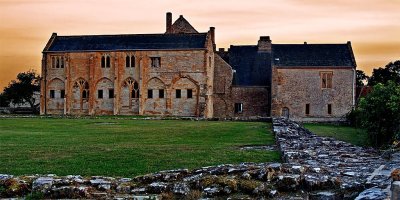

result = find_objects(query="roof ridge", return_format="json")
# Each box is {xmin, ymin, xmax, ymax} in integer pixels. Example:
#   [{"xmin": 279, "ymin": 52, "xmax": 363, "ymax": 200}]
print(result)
[{"xmin": 55, "ymin": 32, "xmax": 208, "ymax": 37}]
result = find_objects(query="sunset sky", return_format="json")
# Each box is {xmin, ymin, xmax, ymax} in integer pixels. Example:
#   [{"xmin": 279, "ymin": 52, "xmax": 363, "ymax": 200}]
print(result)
[{"xmin": 0, "ymin": 0, "xmax": 399, "ymax": 90}]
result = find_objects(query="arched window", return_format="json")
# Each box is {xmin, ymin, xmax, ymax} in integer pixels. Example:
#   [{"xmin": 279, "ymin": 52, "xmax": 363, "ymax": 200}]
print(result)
[
  {"xmin": 132, "ymin": 81, "xmax": 139, "ymax": 98},
  {"xmin": 101, "ymin": 56, "xmax": 105, "ymax": 68},
  {"xmin": 106, "ymin": 56, "xmax": 111, "ymax": 68},
  {"xmin": 126, "ymin": 56, "xmax": 130, "ymax": 68}
]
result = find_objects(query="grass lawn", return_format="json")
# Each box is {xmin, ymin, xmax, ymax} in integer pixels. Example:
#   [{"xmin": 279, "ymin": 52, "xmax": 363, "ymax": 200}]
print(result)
[
  {"xmin": 304, "ymin": 123, "xmax": 369, "ymax": 146},
  {"xmin": 0, "ymin": 118, "xmax": 279, "ymax": 177}
]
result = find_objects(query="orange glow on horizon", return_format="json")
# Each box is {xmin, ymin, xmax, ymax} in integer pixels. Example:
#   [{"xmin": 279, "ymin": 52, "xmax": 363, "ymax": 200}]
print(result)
[{"xmin": 0, "ymin": 0, "xmax": 399, "ymax": 90}]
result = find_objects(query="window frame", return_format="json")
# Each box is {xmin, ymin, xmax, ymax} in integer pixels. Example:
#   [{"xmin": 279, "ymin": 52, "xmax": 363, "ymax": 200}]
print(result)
[
  {"xmin": 97, "ymin": 89, "xmax": 103, "ymax": 99},
  {"xmin": 60, "ymin": 90, "xmax": 65, "ymax": 98},
  {"xmin": 159, "ymin": 89, "xmax": 164, "ymax": 98},
  {"xmin": 147, "ymin": 89, "xmax": 153, "ymax": 99},
  {"xmin": 328, "ymin": 104, "xmax": 332, "ymax": 115},
  {"xmin": 109, "ymin": 89, "xmax": 114, "ymax": 99},
  {"xmin": 150, "ymin": 57, "xmax": 161, "ymax": 68},
  {"xmin": 234, "ymin": 103, "xmax": 243, "ymax": 113},
  {"xmin": 187, "ymin": 89, "xmax": 193, "ymax": 99},
  {"xmin": 175, "ymin": 89, "xmax": 181, "ymax": 98},
  {"xmin": 305, "ymin": 104, "xmax": 310, "ymax": 115},
  {"xmin": 49, "ymin": 90, "xmax": 55, "ymax": 99},
  {"xmin": 320, "ymin": 71, "xmax": 333, "ymax": 89}
]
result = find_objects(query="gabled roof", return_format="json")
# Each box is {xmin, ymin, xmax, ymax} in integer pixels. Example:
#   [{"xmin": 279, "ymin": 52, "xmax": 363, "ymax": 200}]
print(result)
[
  {"xmin": 169, "ymin": 15, "xmax": 199, "ymax": 34},
  {"xmin": 44, "ymin": 33, "xmax": 207, "ymax": 52},
  {"xmin": 272, "ymin": 43, "xmax": 356, "ymax": 67},
  {"xmin": 228, "ymin": 45, "xmax": 271, "ymax": 86}
]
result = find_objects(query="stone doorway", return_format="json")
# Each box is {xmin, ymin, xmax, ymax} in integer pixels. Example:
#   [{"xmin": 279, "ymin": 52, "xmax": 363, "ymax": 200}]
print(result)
[{"xmin": 282, "ymin": 107, "xmax": 289, "ymax": 118}]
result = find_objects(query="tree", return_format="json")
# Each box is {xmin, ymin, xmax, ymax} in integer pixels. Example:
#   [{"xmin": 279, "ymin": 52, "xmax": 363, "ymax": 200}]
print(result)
[
  {"xmin": 358, "ymin": 81, "xmax": 400, "ymax": 147},
  {"xmin": 0, "ymin": 93, "xmax": 10, "ymax": 107},
  {"xmin": 368, "ymin": 60, "xmax": 400, "ymax": 86},
  {"xmin": 356, "ymin": 70, "xmax": 369, "ymax": 87},
  {"xmin": 2, "ymin": 70, "xmax": 41, "ymax": 113}
]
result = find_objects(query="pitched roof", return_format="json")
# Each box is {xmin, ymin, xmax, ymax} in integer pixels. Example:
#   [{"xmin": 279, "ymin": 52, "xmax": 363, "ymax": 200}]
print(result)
[
  {"xmin": 228, "ymin": 45, "xmax": 271, "ymax": 86},
  {"xmin": 44, "ymin": 33, "xmax": 207, "ymax": 52},
  {"xmin": 170, "ymin": 15, "xmax": 199, "ymax": 34},
  {"xmin": 272, "ymin": 43, "xmax": 356, "ymax": 67}
]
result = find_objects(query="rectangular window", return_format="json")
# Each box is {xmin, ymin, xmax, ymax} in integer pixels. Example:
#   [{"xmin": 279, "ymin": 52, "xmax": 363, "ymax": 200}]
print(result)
[
  {"xmin": 151, "ymin": 57, "xmax": 161, "ymax": 68},
  {"xmin": 98, "ymin": 90, "xmax": 103, "ymax": 99},
  {"xmin": 109, "ymin": 89, "xmax": 114, "ymax": 98},
  {"xmin": 305, "ymin": 104, "xmax": 310, "ymax": 115},
  {"xmin": 234, "ymin": 103, "xmax": 243, "ymax": 113},
  {"xmin": 176, "ymin": 89, "xmax": 181, "ymax": 98},
  {"xmin": 159, "ymin": 89, "xmax": 164, "ymax": 98},
  {"xmin": 187, "ymin": 89, "xmax": 193, "ymax": 98},
  {"xmin": 50, "ymin": 90, "xmax": 55, "ymax": 98},
  {"xmin": 60, "ymin": 90, "xmax": 65, "ymax": 98},
  {"xmin": 321, "ymin": 72, "xmax": 333, "ymax": 89},
  {"xmin": 328, "ymin": 104, "xmax": 332, "ymax": 115},
  {"xmin": 147, "ymin": 89, "xmax": 153, "ymax": 98}
]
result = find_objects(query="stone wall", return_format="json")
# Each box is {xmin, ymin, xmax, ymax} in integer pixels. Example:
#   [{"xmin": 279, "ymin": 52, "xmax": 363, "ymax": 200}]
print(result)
[
  {"xmin": 213, "ymin": 54, "xmax": 233, "ymax": 118},
  {"xmin": 41, "ymin": 46, "xmax": 215, "ymax": 117},
  {"xmin": 271, "ymin": 66, "xmax": 355, "ymax": 121},
  {"xmin": 232, "ymin": 86, "xmax": 270, "ymax": 117}
]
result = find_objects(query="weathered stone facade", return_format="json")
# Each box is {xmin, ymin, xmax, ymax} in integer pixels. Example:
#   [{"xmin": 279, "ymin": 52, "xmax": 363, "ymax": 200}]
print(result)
[
  {"xmin": 41, "ymin": 12, "xmax": 356, "ymax": 121},
  {"xmin": 271, "ymin": 67, "xmax": 355, "ymax": 121}
]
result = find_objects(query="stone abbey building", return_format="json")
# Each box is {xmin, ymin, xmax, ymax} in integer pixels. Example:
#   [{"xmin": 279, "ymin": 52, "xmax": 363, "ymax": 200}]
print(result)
[{"xmin": 40, "ymin": 12, "xmax": 356, "ymax": 121}]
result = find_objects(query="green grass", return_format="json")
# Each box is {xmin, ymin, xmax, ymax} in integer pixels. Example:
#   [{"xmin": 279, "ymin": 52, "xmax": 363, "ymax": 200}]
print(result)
[
  {"xmin": 0, "ymin": 118, "xmax": 279, "ymax": 177},
  {"xmin": 304, "ymin": 123, "xmax": 369, "ymax": 146}
]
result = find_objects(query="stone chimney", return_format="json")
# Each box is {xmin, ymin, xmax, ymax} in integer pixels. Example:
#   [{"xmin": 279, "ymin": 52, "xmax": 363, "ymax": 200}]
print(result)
[
  {"xmin": 258, "ymin": 36, "xmax": 272, "ymax": 52},
  {"xmin": 209, "ymin": 27, "xmax": 215, "ymax": 50},
  {"xmin": 166, "ymin": 12, "xmax": 172, "ymax": 33}
]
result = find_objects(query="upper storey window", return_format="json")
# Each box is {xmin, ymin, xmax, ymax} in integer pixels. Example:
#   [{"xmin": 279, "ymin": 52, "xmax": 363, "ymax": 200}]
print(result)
[
  {"xmin": 51, "ymin": 56, "xmax": 64, "ymax": 69},
  {"xmin": 126, "ymin": 55, "xmax": 135, "ymax": 68},
  {"xmin": 101, "ymin": 55, "xmax": 111, "ymax": 68},
  {"xmin": 151, "ymin": 57, "xmax": 161, "ymax": 68},
  {"xmin": 321, "ymin": 71, "xmax": 333, "ymax": 89}
]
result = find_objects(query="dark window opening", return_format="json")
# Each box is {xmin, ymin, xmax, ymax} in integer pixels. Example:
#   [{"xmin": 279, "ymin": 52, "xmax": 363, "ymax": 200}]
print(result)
[
  {"xmin": 187, "ymin": 89, "xmax": 193, "ymax": 98},
  {"xmin": 56, "ymin": 58, "xmax": 60, "ymax": 68},
  {"xmin": 98, "ymin": 90, "xmax": 103, "ymax": 99},
  {"xmin": 60, "ymin": 57, "xmax": 64, "ymax": 68},
  {"xmin": 306, "ymin": 104, "xmax": 310, "ymax": 115},
  {"xmin": 82, "ymin": 90, "xmax": 89, "ymax": 99},
  {"xmin": 159, "ymin": 89, "xmax": 164, "ymax": 98},
  {"xmin": 106, "ymin": 56, "xmax": 111, "ymax": 68},
  {"xmin": 133, "ymin": 82, "xmax": 139, "ymax": 90},
  {"xmin": 126, "ymin": 56, "xmax": 130, "ymax": 68},
  {"xmin": 52, "ymin": 57, "xmax": 56, "ymax": 68},
  {"xmin": 50, "ymin": 90, "xmax": 55, "ymax": 98},
  {"xmin": 109, "ymin": 89, "xmax": 114, "ymax": 98},
  {"xmin": 234, "ymin": 103, "xmax": 243, "ymax": 113},
  {"xmin": 60, "ymin": 90, "xmax": 65, "ymax": 98},
  {"xmin": 321, "ymin": 72, "xmax": 333, "ymax": 89},
  {"xmin": 147, "ymin": 89, "xmax": 153, "ymax": 98},
  {"xmin": 176, "ymin": 89, "xmax": 181, "ymax": 98},
  {"xmin": 151, "ymin": 57, "xmax": 161, "ymax": 68},
  {"xmin": 132, "ymin": 90, "xmax": 139, "ymax": 99},
  {"xmin": 101, "ymin": 56, "xmax": 105, "ymax": 68},
  {"xmin": 328, "ymin": 104, "xmax": 332, "ymax": 115}
]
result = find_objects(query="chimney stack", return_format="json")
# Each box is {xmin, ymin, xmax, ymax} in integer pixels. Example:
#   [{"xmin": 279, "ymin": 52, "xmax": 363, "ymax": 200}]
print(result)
[
  {"xmin": 166, "ymin": 12, "xmax": 172, "ymax": 33},
  {"xmin": 258, "ymin": 36, "xmax": 272, "ymax": 52},
  {"xmin": 210, "ymin": 27, "xmax": 215, "ymax": 50}
]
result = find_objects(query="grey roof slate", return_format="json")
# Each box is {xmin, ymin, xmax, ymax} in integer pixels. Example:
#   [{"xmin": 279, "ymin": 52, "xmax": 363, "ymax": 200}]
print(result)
[
  {"xmin": 228, "ymin": 45, "xmax": 271, "ymax": 86},
  {"xmin": 45, "ymin": 33, "xmax": 207, "ymax": 52},
  {"xmin": 272, "ymin": 44, "xmax": 356, "ymax": 67}
]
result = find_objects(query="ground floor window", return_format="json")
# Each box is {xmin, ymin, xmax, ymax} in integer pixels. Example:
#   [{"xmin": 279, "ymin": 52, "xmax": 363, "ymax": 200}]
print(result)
[
  {"xmin": 328, "ymin": 104, "xmax": 332, "ymax": 115},
  {"xmin": 147, "ymin": 89, "xmax": 153, "ymax": 98},
  {"xmin": 234, "ymin": 103, "xmax": 243, "ymax": 113},
  {"xmin": 176, "ymin": 89, "xmax": 181, "ymax": 98},
  {"xmin": 305, "ymin": 104, "xmax": 310, "ymax": 115},
  {"xmin": 109, "ymin": 89, "xmax": 114, "ymax": 98},
  {"xmin": 60, "ymin": 90, "xmax": 65, "ymax": 98},
  {"xmin": 159, "ymin": 89, "xmax": 164, "ymax": 98},
  {"xmin": 50, "ymin": 90, "xmax": 55, "ymax": 98},
  {"xmin": 97, "ymin": 90, "xmax": 103, "ymax": 99}
]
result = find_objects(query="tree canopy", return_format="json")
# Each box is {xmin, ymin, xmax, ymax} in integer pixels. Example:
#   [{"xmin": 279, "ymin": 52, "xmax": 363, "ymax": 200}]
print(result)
[
  {"xmin": 2, "ymin": 70, "xmax": 41, "ymax": 112},
  {"xmin": 358, "ymin": 81, "xmax": 400, "ymax": 147},
  {"xmin": 356, "ymin": 70, "xmax": 369, "ymax": 87},
  {"xmin": 368, "ymin": 60, "xmax": 400, "ymax": 86}
]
